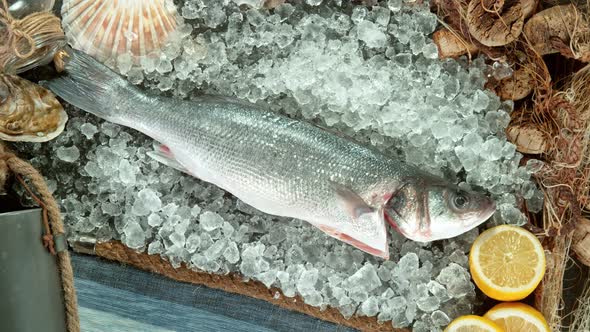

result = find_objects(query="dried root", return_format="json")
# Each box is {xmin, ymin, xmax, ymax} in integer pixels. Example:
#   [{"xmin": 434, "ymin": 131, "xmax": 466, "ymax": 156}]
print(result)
[
  {"xmin": 466, "ymin": 0, "xmax": 525, "ymax": 46},
  {"xmin": 523, "ymin": 4, "xmax": 589, "ymax": 57},
  {"xmin": 572, "ymin": 217, "xmax": 590, "ymax": 266},
  {"xmin": 506, "ymin": 106, "xmax": 550, "ymax": 154},
  {"xmin": 507, "ymin": 123, "xmax": 548, "ymax": 154},
  {"xmin": 432, "ymin": 28, "xmax": 479, "ymax": 58},
  {"xmin": 493, "ymin": 64, "xmax": 535, "ymax": 100},
  {"xmin": 521, "ymin": 0, "xmax": 538, "ymax": 18}
]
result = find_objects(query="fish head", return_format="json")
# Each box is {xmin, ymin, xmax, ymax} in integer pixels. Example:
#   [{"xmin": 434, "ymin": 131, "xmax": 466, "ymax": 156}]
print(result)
[{"xmin": 384, "ymin": 181, "xmax": 496, "ymax": 242}]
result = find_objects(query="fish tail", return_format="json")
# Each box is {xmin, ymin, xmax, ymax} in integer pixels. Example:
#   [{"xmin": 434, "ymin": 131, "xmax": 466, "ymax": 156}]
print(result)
[{"xmin": 42, "ymin": 48, "xmax": 130, "ymax": 122}]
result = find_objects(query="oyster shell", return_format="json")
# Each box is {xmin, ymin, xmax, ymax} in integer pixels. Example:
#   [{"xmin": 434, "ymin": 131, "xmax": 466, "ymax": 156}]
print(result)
[{"xmin": 0, "ymin": 74, "xmax": 67, "ymax": 142}]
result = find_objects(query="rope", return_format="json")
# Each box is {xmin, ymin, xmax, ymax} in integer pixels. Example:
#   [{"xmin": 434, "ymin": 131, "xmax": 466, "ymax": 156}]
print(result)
[
  {"xmin": 0, "ymin": 142, "xmax": 80, "ymax": 332},
  {"xmin": 0, "ymin": 0, "xmax": 35, "ymax": 59},
  {"xmin": 0, "ymin": 0, "xmax": 65, "ymax": 73}
]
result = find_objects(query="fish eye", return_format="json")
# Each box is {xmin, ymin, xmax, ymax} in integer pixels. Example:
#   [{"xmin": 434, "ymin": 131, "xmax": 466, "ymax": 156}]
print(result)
[{"xmin": 453, "ymin": 192, "xmax": 469, "ymax": 209}]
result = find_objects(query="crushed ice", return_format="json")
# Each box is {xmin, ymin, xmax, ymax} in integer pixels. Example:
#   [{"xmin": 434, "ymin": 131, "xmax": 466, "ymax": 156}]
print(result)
[{"xmin": 14, "ymin": 0, "xmax": 544, "ymax": 330}]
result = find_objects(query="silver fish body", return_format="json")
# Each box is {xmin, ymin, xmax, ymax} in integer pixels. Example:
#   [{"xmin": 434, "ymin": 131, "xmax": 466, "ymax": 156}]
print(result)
[{"xmin": 45, "ymin": 49, "xmax": 496, "ymax": 259}]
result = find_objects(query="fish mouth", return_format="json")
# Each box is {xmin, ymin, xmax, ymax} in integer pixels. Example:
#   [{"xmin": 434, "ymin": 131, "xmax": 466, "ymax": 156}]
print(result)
[{"xmin": 478, "ymin": 199, "xmax": 497, "ymax": 222}]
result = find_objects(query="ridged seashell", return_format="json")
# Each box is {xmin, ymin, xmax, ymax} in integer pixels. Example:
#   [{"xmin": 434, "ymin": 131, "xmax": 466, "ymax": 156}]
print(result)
[
  {"xmin": 0, "ymin": 75, "xmax": 67, "ymax": 142},
  {"xmin": 61, "ymin": 0, "xmax": 179, "ymax": 64}
]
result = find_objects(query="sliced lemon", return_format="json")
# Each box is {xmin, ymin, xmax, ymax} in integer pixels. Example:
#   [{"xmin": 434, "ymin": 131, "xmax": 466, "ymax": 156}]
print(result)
[
  {"xmin": 469, "ymin": 225, "xmax": 545, "ymax": 301},
  {"xmin": 484, "ymin": 302, "xmax": 550, "ymax": 332},
  {"xmin": 444, "ymin": 315, "xmax": 503, "ymax": 332}
]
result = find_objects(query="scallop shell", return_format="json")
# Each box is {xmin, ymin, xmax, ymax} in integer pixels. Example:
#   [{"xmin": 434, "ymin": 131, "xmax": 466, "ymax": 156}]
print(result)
[
  {"xmin": 61, "ymin": 0, "xmax": 179, "ymax": 64},
  {"xmin": 0, "ymin": 75, "xmax": 67, "ymax": 142}
]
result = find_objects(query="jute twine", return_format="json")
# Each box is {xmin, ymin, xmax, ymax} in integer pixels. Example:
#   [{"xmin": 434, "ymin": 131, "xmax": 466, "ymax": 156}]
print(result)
[
  {"xmin": 0, "ymin": 142, "xmax": 80, "ymax": 332},
  {"xmin": 0, "ymin": 0, "xmax": 65, "ymax": 74},
  {"xmin": 92, "ymin": 241, "xmax": 407, "ymax": 332}
]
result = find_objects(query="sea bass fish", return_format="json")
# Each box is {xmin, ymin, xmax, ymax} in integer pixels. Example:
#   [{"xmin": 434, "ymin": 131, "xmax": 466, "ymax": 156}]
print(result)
[{"xmin": 44, "ymin": 49, "xmax": 496, "ymax": 259}]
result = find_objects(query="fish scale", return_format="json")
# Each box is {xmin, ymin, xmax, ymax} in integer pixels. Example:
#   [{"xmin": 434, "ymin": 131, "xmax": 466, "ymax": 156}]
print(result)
[
  {"xmin": 123, "ymin": 96, "xmax": 396, "ymax": 249},
  {"xmin": 44, "ymin": 49, "xmax": 496, "ymax": 259}
]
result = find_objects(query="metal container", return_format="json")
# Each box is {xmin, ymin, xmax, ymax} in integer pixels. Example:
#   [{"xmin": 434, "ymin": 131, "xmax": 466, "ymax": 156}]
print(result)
[{"xmin": 0, "ymin": 208, "xmax": 67, "ymax": 332}]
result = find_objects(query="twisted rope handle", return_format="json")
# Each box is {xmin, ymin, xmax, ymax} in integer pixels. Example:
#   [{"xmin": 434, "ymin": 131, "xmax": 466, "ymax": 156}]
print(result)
[
  {"xmin": 0, "ymin": 142, "xmax": 80, "ymax": 332},
  {"xmin": 0, "ymin": 0, "xmax": 36, "ymax": 59}
]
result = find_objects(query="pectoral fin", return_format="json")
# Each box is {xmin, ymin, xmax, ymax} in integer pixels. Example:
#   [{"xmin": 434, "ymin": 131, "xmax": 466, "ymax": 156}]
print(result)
[
  {"xmin": 147, "ymin": 143, "xmax": 191, "ymax": 175},
  {"xmin": 329, "ymin": 181, "xmax": 375, "ymax": 219},
  {"xmin": 318, "ymin": 223, "xmax": 389, "ymax": 259}
]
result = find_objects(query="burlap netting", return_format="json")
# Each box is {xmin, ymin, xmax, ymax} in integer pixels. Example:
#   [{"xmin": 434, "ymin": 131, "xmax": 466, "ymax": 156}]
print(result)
[{"xmin": 92, "ymin": 241, "xmax": 408, "ymax": 332}]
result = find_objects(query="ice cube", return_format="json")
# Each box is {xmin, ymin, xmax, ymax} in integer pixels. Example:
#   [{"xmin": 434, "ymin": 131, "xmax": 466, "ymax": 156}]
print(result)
[
  {"xmin": 156, "ymin": 58, "xmax": 173, "ymax": 74},
  {"xmin": 140, "ymin": 55, "xmax": 158, "ymax": 72},
  {"xmin": 436, "ymin": 263, "xmax": 474, "ymax": 298},
  {"xmin": 526, "ymin": 159, "xmax": 545, "ymax": 173},
  {"xmin": 232, "ymin": 0, "xmax": 264, "ymax": 8},
  {"xmin": 258, "ymin": 269, "xmax": 278, "ymax": 288},
  {"xmin": 431, "ymin": 310, "xmax": 451, "ymax": 326},
  {"xmin": 360, "ymin": 296, "xmax": 379, "ymax": 316},
  {"xmin": 398, "ymin": 252, "xmax": 419, "ymax": 275},
  {"xmin": 372, "ymin": 6, "xmax": 390, "ymax": 26},
  {"xmin": 222, "ymin": 221, "xmax": 235, "ymax": 237},
  {"xmin": 527, "ymin": 188, "xmax": 544, "ymax": 213},
  {"xmin": 56, "ymin": 146, "xmax": 80, "ymax": 163},
  {"xmin": 427, "ymin": 280, "xmax": 450, "ymax": 302},
  {"xmin": 147, "ymin": 241, "xmax": 163, "ymax": 255},
  {"xmin": 246, "ymin": 9, "xmax": 265, "ymax": 27},
  {"xmin": 127, "ymin": 67, "xmax": 144, "ymax": 85},
  {"xmin": 416, "ymin": 296, "xmax": 440, "ymax": 312},
  {"xmin": 351, "ymin": 6, "xmax": 368, "ymax": 24},
  {"xmin": 157, "ymin": 77, "xmax": 174, "ymax": 91},
  {"xmin": 131, "ymin": 188, "xmax": 162, "ymax": 216},
  {"xmin": 204, "ymin": 239, "xmax": 227, "ymax": 260},
  {"xmin": 346, "ymin": 263, "xmax": 382, "ymax": 292},
  {"xmin": 492, "ymin": 61, "xmax": 513, "ymax": 80},
  {"xmin": 191, "ymin": 205, "xmax": 202, "ymax": 217},
  {"xmin": 101, "ymin": 202, "xmax": 121, "ymax": 216},
  {"xmin": 422, "ymin": 43, "xmax": 438, "ymax": 59},
  {"xmin": 357, "ymin": 21, "xmax": 387, "ymax": 48},
  {"xmin": 80, "ymin": 123, "xmax": 98, "ymax": 139},
  {"xmin": 305, "ymin": 0, "xmax": 323, "ymax": 6},
  {"xmin": 297, "ymin": 268, "xmax": 319, "ymax": 296},
  {"xmin": 223, "ymin": 241, "xmax": 240, "ymax": 264},
  {"xmin": 123, "ymin": 222, "xmax": 145, "ymax": 249},
  {"xmin": 200, "ymin": 211, "xmax": 224, "ymax": 231},
  {"xmin": 275, "ymin": 3, "xmax": 295, "ymax": 20},
  {"xmin": 118, "ymin": 159, "xmax": 136, "ymax": 184},
  {"xmin": 387, "ymin": 0, "xmax": 402, "ymax": 12},
  {"xmin": 473, "ymin": 90, "xmax": 490, "ymax": 111},
  {"xmin": 147, "ymin": 213, "xmax": 163, "ymax": 227},
  {"xmin": 117, "ymin": 53, "xmax": 133, "ymax": 74},
  {"xmin": 169, "ymin": 232, "xmax": 186, "ymax": 248},
  {"xmin": 268, "ymin": 226, "xmax": 287, "ymax": 244},
  {"xmin": 186, "ymin": 233, "xmax": 201, "ymax": 253}
]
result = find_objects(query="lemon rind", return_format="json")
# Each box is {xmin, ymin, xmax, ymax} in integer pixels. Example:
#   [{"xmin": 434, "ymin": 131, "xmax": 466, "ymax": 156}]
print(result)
[{"xmin": 470, "ymin": 225, "xmax": 545, "ymax": 295}]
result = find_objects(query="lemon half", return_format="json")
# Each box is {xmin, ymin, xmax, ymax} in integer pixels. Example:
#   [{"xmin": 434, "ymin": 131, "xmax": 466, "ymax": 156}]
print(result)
[
  {"xmin": 444, "ymin": 315, "xmax": 503, "ymax": 332},
  {"xmin": 484, "ymin": 302, "xmax": 550, "ymax": 332},
  {"xmin": 469, "ymin": 225, "xmax": 545, "ymax": 301}
]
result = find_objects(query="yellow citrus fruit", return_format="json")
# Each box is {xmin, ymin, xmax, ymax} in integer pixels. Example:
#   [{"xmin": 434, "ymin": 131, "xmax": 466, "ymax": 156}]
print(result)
[
  {"xmin": 444, "ymin": 315, "xmax": 503, "ymax": 332},
  {"xmin": 484, "ymin": 302, "xmax": 550, "ymax": 332},
  {"xmin": 469, "ymin": 225, "xmax": 545, "ymax": 301}
]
